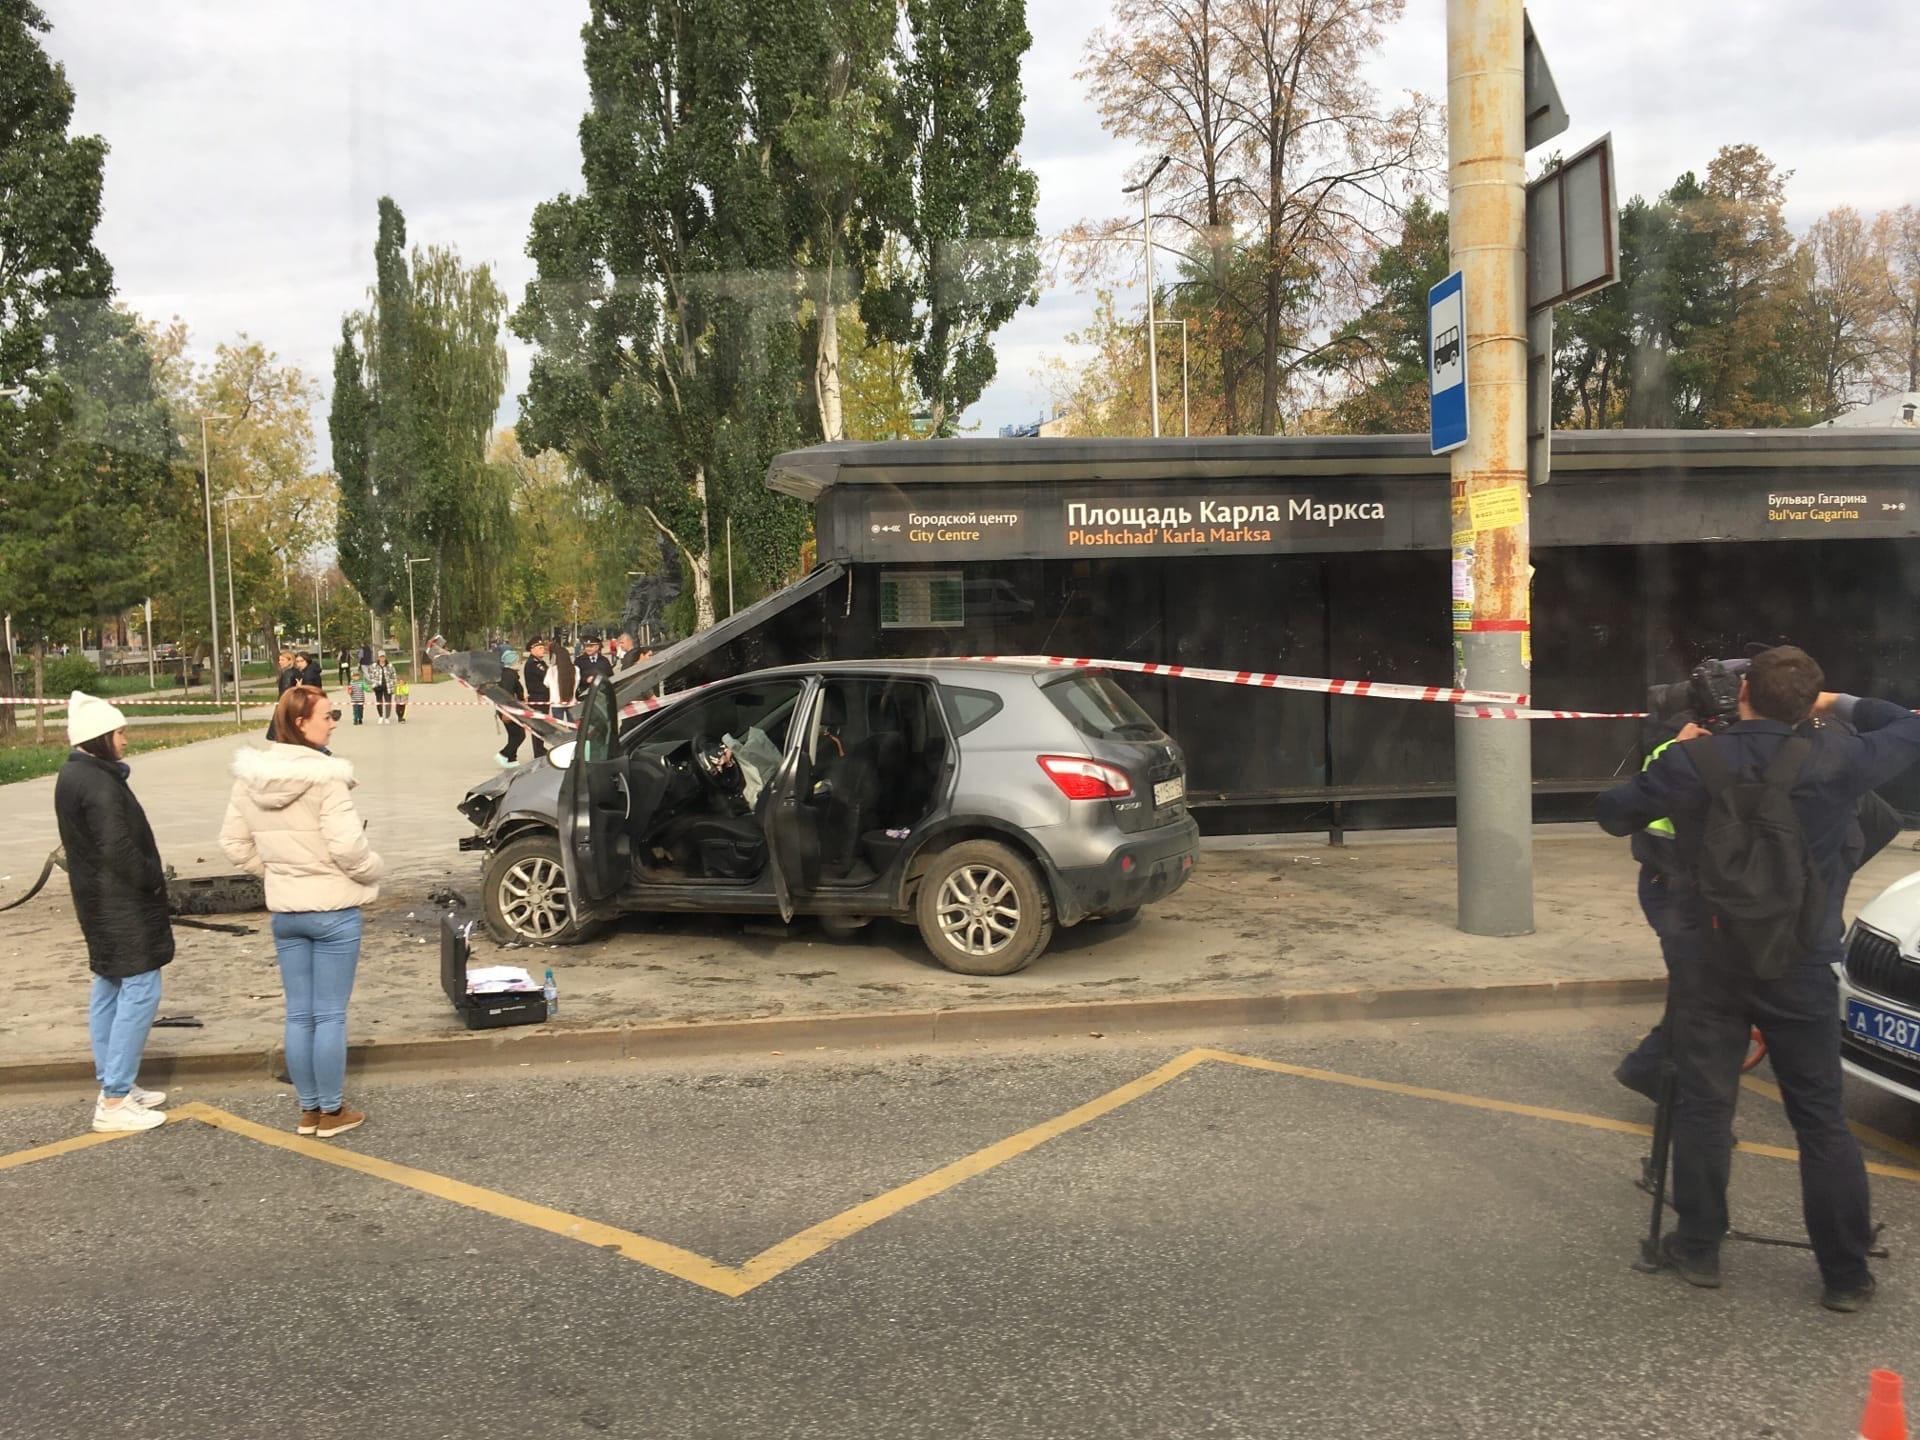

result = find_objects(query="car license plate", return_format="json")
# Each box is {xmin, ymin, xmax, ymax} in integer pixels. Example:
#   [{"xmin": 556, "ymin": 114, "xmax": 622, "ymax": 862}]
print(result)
[
  {"xmin": 1154, "ymin": 776, "xmax": 1185, "ymax": 807},
  {"xmin": 1847, "ymin": 998, "xmax": 1920, "ymax": 1061}
]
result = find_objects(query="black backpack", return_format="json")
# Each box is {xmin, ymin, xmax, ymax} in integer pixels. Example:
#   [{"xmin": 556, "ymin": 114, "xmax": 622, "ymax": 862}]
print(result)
[{"xmin": 1685, "ymin": 735, "xmax": 1827, "ymax": 980}]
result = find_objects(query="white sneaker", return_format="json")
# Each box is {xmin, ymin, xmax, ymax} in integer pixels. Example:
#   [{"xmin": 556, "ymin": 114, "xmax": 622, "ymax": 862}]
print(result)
[
  {"xmin": 125, "ymin": 1081, "xmax": 167, "ymax": 1109},
  {"xmin": 93, "ymin": 1098, "xmax": 166, "ymax": 1133}
]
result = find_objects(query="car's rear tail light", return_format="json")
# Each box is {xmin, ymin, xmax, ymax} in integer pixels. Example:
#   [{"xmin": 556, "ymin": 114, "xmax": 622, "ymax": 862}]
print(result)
[{"xmin": 1038, "ymin": 754, "xmax": 1134, "ymax": 800}]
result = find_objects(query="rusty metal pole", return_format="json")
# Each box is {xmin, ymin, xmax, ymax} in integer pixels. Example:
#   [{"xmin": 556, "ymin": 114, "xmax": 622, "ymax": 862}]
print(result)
[{"xmin": 1448, "ymin": 0, "xmax": 1534, "ymax": 935}]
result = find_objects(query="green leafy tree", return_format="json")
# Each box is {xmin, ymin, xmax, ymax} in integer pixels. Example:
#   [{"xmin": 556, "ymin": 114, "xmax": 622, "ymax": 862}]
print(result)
[
  {"xmin": 863, "ymin": 0, "xmax": 1041, "ymax": 434},
  {"xmin": 0, "ymin": 2, "xmax": 178, "ymax": 735},
  {"xmin": 329, "ymin": 315, "xmax": 386, "ymax": 620},
  {"xmin": 756, "ymin": 0, "xmax": 896, "ymax": 441},
  {"xmin": 1316, "ymin": 197, "xmax": 1449, "ymax": 433},
  {"xmin": 332, "ymin": 198, "xmax": 512, "ymax": 647},
  {"xmin": 513, "ymin": 0, "xmax": 811, "ymax": 633}
]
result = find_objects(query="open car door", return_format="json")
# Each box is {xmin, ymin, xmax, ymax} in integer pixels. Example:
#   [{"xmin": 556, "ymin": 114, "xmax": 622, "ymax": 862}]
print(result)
[
  {"xmin": 558, "ymin": 672, "xmax": 628, "ymax": 924},
  {"xmin": 759, "ymin": 677, "xmax": 822, "ymax": 924}
]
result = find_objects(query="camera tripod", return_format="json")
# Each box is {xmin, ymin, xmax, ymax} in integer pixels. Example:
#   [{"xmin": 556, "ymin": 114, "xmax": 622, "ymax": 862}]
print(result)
[{"xmin": 1631, "ymin": 1045, "xmax": 1890, "ymax": 1272}]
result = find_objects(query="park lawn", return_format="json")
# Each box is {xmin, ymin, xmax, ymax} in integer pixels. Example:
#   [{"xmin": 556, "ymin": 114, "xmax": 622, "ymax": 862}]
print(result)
[{"xmin": 0, "ymin": 722, "xmax": 256, "ymax": 786}]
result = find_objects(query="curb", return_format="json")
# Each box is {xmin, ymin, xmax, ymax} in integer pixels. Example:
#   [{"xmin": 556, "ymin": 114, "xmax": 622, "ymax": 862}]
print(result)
[{"xmin": 0, "ymin": 975, "xmax": 1666, "ymax": 1094}]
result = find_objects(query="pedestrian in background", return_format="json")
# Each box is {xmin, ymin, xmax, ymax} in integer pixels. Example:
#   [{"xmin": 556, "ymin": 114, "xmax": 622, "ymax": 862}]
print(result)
[
  {"xmin": 275, "ymin": 650, "xmax": 300, "ymax": 694},
  {"xmin": 297, "ymin": 652, "xmax": 323, "ymax": 688},
  {"xmin": 394, "ymin": 676, "xmax": 410, "ymax": 723},
  {"xmin": 363, "ymin": 649, "xmax": 397, "ymax": 724},
  {"xmin": 576, "ymin": 632, "xmax": 614, "ymax": 693},
  {"xmin": 221, "ymin": 685, "xmax": 382, "ymax": 1139},
  {"xmin": 349, "ymin": 673, "xmax": 366, "ymax": 725},
  {"xmin": 496, "ymin": 647, "xmax": 530, "ymax": 767},
  {"xmin": 337, "ymin": 648, "xmax": 352, "ymax": 687},
  {"xmin": 551, "ymin": 640, "xmax": 578, "ymax": 724},
  {"xmin": 522, "ymin": 637, "xmax": 551, "ymax": 758},
  {"xmin": 53, "ymin": 692, "xmax": 173, "ymax": 1134}
]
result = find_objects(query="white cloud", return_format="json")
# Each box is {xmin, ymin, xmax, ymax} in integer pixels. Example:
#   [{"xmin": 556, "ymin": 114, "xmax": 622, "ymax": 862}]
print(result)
[{"xmin": 40, "ymin": 0, "xmax": 1920, "ymax": 447}]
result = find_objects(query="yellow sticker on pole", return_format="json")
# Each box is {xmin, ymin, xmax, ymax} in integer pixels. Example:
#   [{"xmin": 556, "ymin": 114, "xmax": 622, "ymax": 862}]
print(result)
[{"xmin": 1468, "ymin": 486, "xmax": 1525, "ymax": 532}]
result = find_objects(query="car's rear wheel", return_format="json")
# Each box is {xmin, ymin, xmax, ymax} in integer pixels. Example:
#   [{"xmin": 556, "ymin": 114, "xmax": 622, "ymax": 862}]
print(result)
[
  {"xmin": 482, "ymin": 832, "xmax": 603, "ymax": 945},
  {"xmin": 914, "ymin": 840, "xmax": 1053, "ymax": 976}
]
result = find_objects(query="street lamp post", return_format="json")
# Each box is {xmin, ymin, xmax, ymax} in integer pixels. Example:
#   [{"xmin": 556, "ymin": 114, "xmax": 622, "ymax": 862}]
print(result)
[
  {"xmin": 313, "ymin": 571, "xmax": 324, "ymax": 658},
  {"xmin": 404, "ymin": 556, "xmax": 432, "ymax": 684},
  {"xmin": 1121, "ymin": 156, "xmax": 1171, "ymax": 438},
  {"xmin": 198, "ymin": 414, "xmax": 235, "ymax": 702}
]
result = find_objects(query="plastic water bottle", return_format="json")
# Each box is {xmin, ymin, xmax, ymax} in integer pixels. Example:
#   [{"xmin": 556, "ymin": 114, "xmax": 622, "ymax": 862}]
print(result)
[{"xmin": 543, "ymin": 966, "xmax": 558, "ymax": 1020}]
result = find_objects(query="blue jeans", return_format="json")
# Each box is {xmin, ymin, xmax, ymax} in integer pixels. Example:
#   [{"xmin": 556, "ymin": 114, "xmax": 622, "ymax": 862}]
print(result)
[
  {"xmin": 273, "ymin": 909, "xmax": 363, "ymax": 1112},
  {"xmin": 90, "ymin": 971, "xmax": 163, "ymax": 1098}
]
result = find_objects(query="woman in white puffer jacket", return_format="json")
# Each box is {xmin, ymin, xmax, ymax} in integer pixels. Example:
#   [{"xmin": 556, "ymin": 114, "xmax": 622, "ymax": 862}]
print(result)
[{"xmin": 221, "ymin": 686, "xmax": 383, "ymax": 1139}]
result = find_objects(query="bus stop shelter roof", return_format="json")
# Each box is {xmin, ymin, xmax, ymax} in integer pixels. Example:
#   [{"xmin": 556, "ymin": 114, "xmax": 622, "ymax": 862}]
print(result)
[{"xmin": 767, "ymin": 430, "xmax": 1920, "ymax": 503}]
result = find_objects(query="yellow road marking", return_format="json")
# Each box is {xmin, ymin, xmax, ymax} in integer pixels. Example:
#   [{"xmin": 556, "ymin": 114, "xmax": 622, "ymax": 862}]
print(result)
[
  {"xmin": 6, "ymin": 1048, "xmax": 1919, "ymax": 1297},
  {"xmin": 1740, "ymin": 1073, "xmax": 1920, "ymax": 1172},
  {"xmin": 730, "ymin": 1049, "xmax": 1212, "ymax": 1291},
  {"xmin": 0, "ymin": 1120, "xmax": 159, "ymax": 1173},
  {"xmin": 171, "ymin": 1103, "xmax": 748, "ymax": 1296}
]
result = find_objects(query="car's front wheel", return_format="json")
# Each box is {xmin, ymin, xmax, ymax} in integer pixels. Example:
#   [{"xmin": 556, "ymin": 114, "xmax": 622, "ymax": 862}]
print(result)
[
  {"xmin": 914, "ymin": 839, "xmax": 1054, "ymax": 975},
  {"xmin": 482, "ymin": 832, "xmax": 603, "ymax": 946}
]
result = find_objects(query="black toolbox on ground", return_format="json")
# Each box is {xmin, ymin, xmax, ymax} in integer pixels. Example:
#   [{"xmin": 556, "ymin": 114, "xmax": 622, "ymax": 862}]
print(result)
[{"xmin": 440, "ymin": 912, "xmax": 547, "ymax": 1030}]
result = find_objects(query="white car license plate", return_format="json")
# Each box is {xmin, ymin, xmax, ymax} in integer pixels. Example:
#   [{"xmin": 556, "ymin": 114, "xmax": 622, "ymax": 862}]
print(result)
[
  {"xmin": 1154, "ymin": 776, "xmax": 1185, "ymax": 807},
  {"xmin": 1847, "ymin": 998, "xmax": 1920, "ymax": 1061}
]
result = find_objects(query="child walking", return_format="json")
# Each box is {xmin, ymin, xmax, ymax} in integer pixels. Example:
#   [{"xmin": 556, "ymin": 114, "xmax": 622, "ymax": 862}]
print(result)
[
  {"xmin": 349, "ymin": 675, "xmax": 366, "ymax": 725},
  {"xmin": 394, "ymin": 677, "xmax": 410, "ymax": 723}
]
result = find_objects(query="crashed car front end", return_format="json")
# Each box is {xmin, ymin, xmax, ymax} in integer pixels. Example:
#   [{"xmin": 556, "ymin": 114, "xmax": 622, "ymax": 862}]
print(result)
[{"xmin": 457, "ymin": 759, "xmax": 564, "ymax": 852}]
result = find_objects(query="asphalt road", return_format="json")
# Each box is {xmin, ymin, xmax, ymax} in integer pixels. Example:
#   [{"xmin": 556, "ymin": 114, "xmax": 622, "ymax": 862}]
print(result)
[{"xmin": 3, "ymin": 1006, "xmax": 1916, "ymax": 1439}]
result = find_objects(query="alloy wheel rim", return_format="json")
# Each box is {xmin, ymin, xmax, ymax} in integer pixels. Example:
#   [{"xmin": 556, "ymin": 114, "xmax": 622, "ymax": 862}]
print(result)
[
  {"xmin": 499, "ymin": 855, "xmax": 570, "ymax": 940},
  {"xmin": 935, "ymin": 864, "xmax": 1020, "ymax": 957}
]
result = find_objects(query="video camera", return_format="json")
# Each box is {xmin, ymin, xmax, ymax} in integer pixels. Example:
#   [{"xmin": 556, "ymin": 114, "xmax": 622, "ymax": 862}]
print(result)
[{"xmin": 1646, "ymin": 657, "xmax": 1749, "ymax": 733}]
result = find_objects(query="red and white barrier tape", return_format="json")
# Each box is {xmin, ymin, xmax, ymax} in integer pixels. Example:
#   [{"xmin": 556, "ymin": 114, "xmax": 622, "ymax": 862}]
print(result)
[
  {"xmin": 1455, "ymin": 705, "xmax": 1647, "ymax": 721},
  {"xmin": 445, "ymin": 673, "xmax": 579, "ymax": 732},
  {"xmin": 967, "ymin": 654, "xmax": 1532, "ymax": 708},
  {"xmin": 3, "ymin": 658, "xmax": 1653, "ymax": 726}
]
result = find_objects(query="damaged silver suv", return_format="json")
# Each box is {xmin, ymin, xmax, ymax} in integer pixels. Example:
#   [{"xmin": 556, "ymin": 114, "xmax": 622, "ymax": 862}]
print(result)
[{"xmin": 456, "ymin": 660, "xmax": 1198, "ymax": 975}]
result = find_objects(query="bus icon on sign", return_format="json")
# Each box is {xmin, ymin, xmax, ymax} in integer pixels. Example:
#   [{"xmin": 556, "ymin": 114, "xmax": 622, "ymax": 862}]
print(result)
[{"xmin": 1434, "ymin": 325, "xmax": 1461, "ymax": 370}]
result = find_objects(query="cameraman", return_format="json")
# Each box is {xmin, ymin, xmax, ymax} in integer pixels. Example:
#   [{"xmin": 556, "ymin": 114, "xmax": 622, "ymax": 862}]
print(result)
[
  {"xmin": 1613, "ymin": 660, "xmax": 1746, "ymax": 1100},
  {"xmin": 1595, "ymin": 646, "xmax": 1920, "ymax": 1312}
]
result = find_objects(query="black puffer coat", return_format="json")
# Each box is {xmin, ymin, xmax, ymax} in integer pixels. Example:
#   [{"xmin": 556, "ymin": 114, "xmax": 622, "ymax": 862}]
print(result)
[{"xmin": 53, "ymin": 750, "xmax": 174, "ymax": 978}]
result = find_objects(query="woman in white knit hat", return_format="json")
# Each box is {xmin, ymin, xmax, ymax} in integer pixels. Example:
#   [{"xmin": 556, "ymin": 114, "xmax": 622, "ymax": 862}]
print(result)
[
  {"xmin": 52, "ymin": 691, "xmax": 173, "ymax": 1133},
  {"xmin": 220, "ymin": 685, "xmax": 382, "ymax": 1138}
]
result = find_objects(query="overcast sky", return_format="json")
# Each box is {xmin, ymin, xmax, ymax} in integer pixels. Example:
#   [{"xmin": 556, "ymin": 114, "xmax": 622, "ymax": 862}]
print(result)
[{"xmin": 41, "ymin": 0, "xmax": 1920, "ymax": 454}]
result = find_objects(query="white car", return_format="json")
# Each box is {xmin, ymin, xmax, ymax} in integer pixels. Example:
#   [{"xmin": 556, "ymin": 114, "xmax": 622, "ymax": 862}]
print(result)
[{"xmin": 1839, "ymin": 870, "xmax": 1920, "ymax": 1105}]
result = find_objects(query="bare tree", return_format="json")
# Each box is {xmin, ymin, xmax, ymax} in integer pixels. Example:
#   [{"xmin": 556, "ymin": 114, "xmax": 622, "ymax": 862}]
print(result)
[
  {"xmin": 1082, "ymin": 0, "xmax": 1252, "ymax": 429},
  {"xmin": 1220, "ymin": 0, "xmax": 1431, "ymax": 433},
  {"xmin": 1881, "ymin": 204, "xmax": 1920, "ymax": 394},
  {"xmin": 1796, "ymin": 207, "xmax": 1894, "ymax": 421},
  {"xmin": 1070, "ymin": 0, "xmax": 1431, "ymax": 435}
]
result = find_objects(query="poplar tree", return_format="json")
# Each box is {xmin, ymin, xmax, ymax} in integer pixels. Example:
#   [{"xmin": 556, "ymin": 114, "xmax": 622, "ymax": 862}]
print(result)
[{"xmin": 0, "ymin": 1, "xmax": 177, "ymax": 734}]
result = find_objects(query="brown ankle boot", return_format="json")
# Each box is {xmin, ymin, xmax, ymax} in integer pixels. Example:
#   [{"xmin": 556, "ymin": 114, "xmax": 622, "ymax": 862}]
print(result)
[
  {"xmin": 314, "ymin": 1105, "xmax": 365, "ymax": 1138},
  {"xmin": 297, "ymin": 1109, "xmax": 322, "ymax": 1136}
]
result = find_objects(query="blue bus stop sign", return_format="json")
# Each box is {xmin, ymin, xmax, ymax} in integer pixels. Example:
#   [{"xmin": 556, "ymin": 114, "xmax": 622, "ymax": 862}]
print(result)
[{"xmin": 1428, "ymin": 270, "xmax": 1468, "ymax": 455}]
